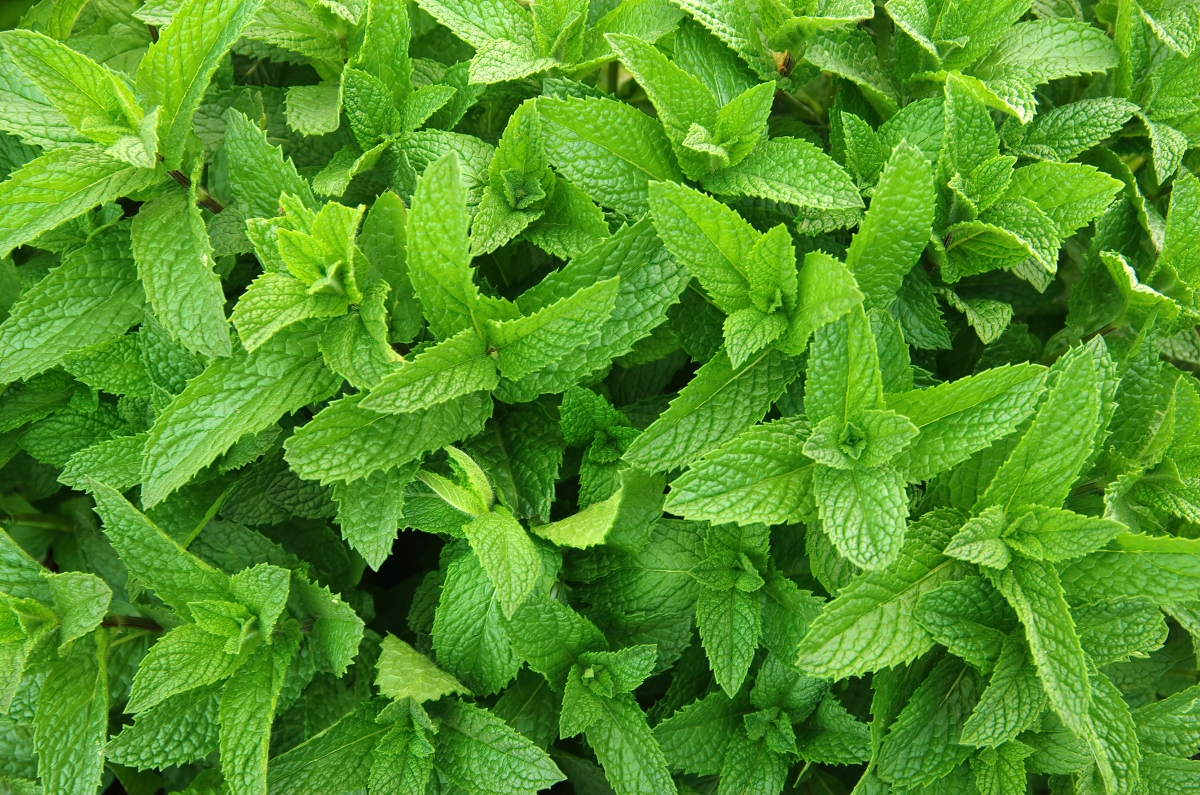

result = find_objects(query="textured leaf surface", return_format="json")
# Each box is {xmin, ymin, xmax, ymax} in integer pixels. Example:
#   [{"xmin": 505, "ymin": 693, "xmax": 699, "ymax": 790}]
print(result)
[
  {"xmin": 142, "ymin": 326, "xmax": 341, "ymax": 506},
  {"xmin": 0, "ymin": 224, "xmax": 143, "ymax": 382},
  {"xmin": 131, "ymin": 188, "xmax": 230, "ymax": 358},
  {"xmin": 797, "ymin": 510, "xmax": 967, "ymax": 678}
]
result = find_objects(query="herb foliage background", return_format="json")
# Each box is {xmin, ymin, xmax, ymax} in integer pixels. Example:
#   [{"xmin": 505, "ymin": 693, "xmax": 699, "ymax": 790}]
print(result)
[{"xmin": 0, "ymin": 0, "xmax": 1198, "ymax": 792}]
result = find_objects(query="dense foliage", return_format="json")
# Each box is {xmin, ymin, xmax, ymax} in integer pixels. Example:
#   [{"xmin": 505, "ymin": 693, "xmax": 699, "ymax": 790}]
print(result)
[{"xmin": 0, "ymin": 0, "xmax": 1199, "ymax": 792}]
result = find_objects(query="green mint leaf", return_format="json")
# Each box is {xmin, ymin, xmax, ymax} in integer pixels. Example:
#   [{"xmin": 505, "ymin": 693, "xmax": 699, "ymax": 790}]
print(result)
[
  {"xmin": 285, "ymin": 391, "xmax": 493, "ymax": 484},
  {"xmin": 622, "ymin": 347, "xmax": 801, "ymax": 473},
  {"xmin": 805, "ymin": 28, "xmax": 899, "ymax": 117},
  {"xmin": 796, "ymin": 509, "xmax": 967, "ymax": 678},
  {"xmin": 266, "ymin": 701, "xmax": 387, "ymax": 794},
  {"xmin": 844, "ymin": 141, "xmax": 935, "ymax": 312},
  {"xmin": 217, "ymin": 623, "xmax": 300, "ymax": 795},
  {"xmin": 887, "ymin": 363, "xmax": 1048, "ymax": 482},
  {"xmin": 653, "ymin": 689, "xmax": 745, "ymax": 775},
  {"xmin": 575, "ymin": 691, "xmax": 676, "ymax": 795},
  {"xmin": 406, "ymin": 150, "xmax": 485, "ymax": 340},
  {"xmin": 1001, "ymin": 98, "xmax": 1138, "ymax": 163},
  {"xmin": 433, "ymin": 548, "xmax": 521, "ymax": 695},
  {"xmin": 1133, "ymin": 682, "xmax": 1200, "ymax": 758},
  {"xmin": 648, "ymin": 178, "xmax": 757, "ymax": 315},
  {"xmin": 876, "ymin": 654, "xmax": 983, "ymax": 789},
  {"xmin": 996, "ymin": 557, "xmax": 1090, "ymax": 738},
  {"xmin": 106, "ymin": 683, "xmax": 222, "ymax": 770},
  {"xmin": 507, "ymin": 596, "xmax": 606, "ymax": 689},
  {"xmin": 376, "ymin": 633, "xmax": 470, "ymax": 701},
  {"xmin": 487, "ymin": 277, "xmax": 619, "ymax": 380},
  {"xmin": 961, "ymin": 633, "xmax": 1046, "ymax": 748},
  {"xmin": 805, "ymin": 305, "xmax": 883, "ymax": 426},
  {"xmin": 131, "ymin": 188, "xmax": 232, "ymax": 359},
  {"xmin": 135, "ymin": 0, "xmax": 265, "ymax": 169},
  {"xmin": 665, "ymin": 417, "xmax": 815, "ymax": 527},
  {"xmin": 89, "ymin": 479, "xmax": 232, "ymax": 619},
  {"xmin": 462, "ymin": 506, "xmax": 541, "ymax": 618},
  {"xmin": 141, "ymin": 325, "xmax": 341, "ymax": 506},
  {"xmin": 703, "ymin": 137, "xmax": 863, "ymax": 215},
  {"xmin": 813, "ymin": 459, "xmax": 909, "ymax": 570},
  {"xmin": 978, "ymin": 343, "xmax": 1103, "ymax": 514},
  {"xmin": 223, "ymin": 108, "xmax": 315, "ymax": 220},
  {"xmin": 795, "ymin": 691, "xmax": 870, "ymax": 765},
  {"xmin": 46, "ymin": 570, "xmax": 110, "ymax": 650},
  {"xmin": 500, "ymin": 219, "xmax": 687, "ymax": 400},
  {"xmin": 1060, "ymin": 533, "xmax": 1200, "ymax": 604},
  {"xmin": 361, "ymin": 328, "xmax": 498, "ymax": 414},
  {"xmin": 2, "ymin": 30, "xmax": 143, "ymax": 147},
  {"xmin": 331, "ymin": 463, "xmax": 417, "ymax": 570},
  {"xmin": 33, "ymin": 633, "xmax": 108, "ymax": 795},
  {"xmin": 126, "ymin": 623, "xmax": 245, "ymax": 714},
  {"xmin": 426, "ymin": 698, "xmax": 566, "ymax": 795},
  {"xmin": 915, "ymin": 575, "xmax": 1013, "ymax": 672},
  {"xmin": 539, "ymin": 95, "xmax": 683, "ymax": 215},
  {"xmin": 0, "ymin": 224, "xmax": 143, "ymax": 382},
  {"xmin": 0, "ymin": 146, "xmax": 152, "ymax": 260},
  {"xmin": 671, "ymin": 0, "xmax": 776, "ymax": 78}
]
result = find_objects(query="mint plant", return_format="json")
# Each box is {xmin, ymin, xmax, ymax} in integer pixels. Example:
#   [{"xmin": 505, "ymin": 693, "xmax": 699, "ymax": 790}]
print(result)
[{"xmin": 0, "ymin": 0, "xmax": 1199, "ymax": 792}]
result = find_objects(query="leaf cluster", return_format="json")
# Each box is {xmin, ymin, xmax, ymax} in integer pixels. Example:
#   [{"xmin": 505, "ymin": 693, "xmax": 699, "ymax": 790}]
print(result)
[{"xmin": 0, "ymin": 0, "xmax": 1199, "ymax": 793}]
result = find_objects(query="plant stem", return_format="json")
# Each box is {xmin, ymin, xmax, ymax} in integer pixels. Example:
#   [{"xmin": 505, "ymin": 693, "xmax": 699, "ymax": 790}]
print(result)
[{"xmin": 101, "ymin": 615, "xmax": 163, "ymax": 632}]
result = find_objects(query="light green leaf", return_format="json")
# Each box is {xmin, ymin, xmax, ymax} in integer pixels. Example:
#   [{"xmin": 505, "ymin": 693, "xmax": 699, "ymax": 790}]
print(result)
[
  {"xmin": 46, "ymin": 571, "xmax": 110, "ymax": 650},
  {"xmin": 489, "ymin": 277, "xmax": 618, "ymax": 380},
  {"xmin": 666, "ymin": 417, "xmax": 816, "ymax": 527},
  {"xmin": 377, "ymin": 633, "xmax": 470, "ymax": 702},
  {"xmin": 223, "ymin": 109, "xmax": 315, "ymax": 220},
  {"xmin": 876, "ymin": 653, "xmax": 982, "ymax": 789},
  {"xmin": 622, "ymin": 347, "xmax": 801, "ymax": 472},
  {"xmin": 266, "ymin": 701, "xmax": 388, "ymax": 794},
  {"xmin": 106, "ymin": 683, "xmax": 222, "ymax": 770},
  {"xmin": 136, "ymin": 0, "xmax": 266, "ymax": 168},
  {"xmin": 961, "ymin": 633, "xmax": 1046, "ymax": 748},
  {"xmin": 696, "ymin": 582, "xmax": 760, "ymax": 697},
  {"xmin": 0, "ymin": 145, "xmax": 153, "ymax": 259},
  {"xmin": 802, "ymin": 28, "xmax": 896, "ymax": 115},
  {"xmin": 539, "ymin": 95, "xmax": 682, "ymax": 215},
  {"xmin": 813, "ymin": 462, "xmax": 909, "ymax": 570},
  {"xmin": 1004, "ymin": 506, "xmax": 1125, "ymax": 562},
  {"xmin": 89, "ymin": 479, "xmax": 233, "ymax": 621},
  {"xmin": 648, "ymin": 178, "xmax": 755, "ymax": 314},
  {"xmin": 285, "ymin": 390, "xmax": 493, "ymax": 484},
  {"xmin": 33, "ymin": 633, "xmax": 108, "ymax": 795},
  {"xmin": 581, "ymin": 692, "xmax": 676, "ymax": 795},
  {"xmin": 218, "ymin": 624, "xmax": 300, "ymax": 795},
  {"xmin": 0, "ymin": 223, "xmax": 143, "ymax": 382},
  {"xmin": 499, "ymin": 219, "xmax": 687, "ymax": 400},
  {"xmin": 996, "ymin": 557, "xmax": 1090, "ymax": 737},
  {"xmin": 805, "ymin": 304, "xmax": 882, "ymax": 425},
  {"xmin": 704, "ymin": 137, "xmax": 863, "ymax": 213},
  {"xmin": 2, "ymin": 30, "xmax": 143, "ymax": 145},
  {"xmin": 1060, "ymin": 533, "xmax": 1200, "ymax": 604},
  {"xmin": 362, "ymin": 328, "xmax": 497, "ymax": 414},
  {"xmin": 887, "ymin": 363, "xmax": 1048, "ymax": 482},
  {"xmin": 407, "ymin": 150, "xmax": 484, "ymax": 340},
  {"xmin": 978, "ymin": 344, "xmax": 1102, "ymax": 513},
  {"xmin": 845, "ymin": 142, "xmax": 934, "ymax": 312},
  {"xmin": 433, "ymin": 549, "xmax": 521, "ymax": 695},
  {"xmin": 141, "ymin": 325, "xmax": 342, "ymax": 506},
  {"xmin": 427, "ymin": 698, "xmax": 566, "ymax": 795},
  {"xmin": 463, "ymin": 506, "xmax": 540, "ymax": 619},
  {"xmin": 126, "ymin": 623, "xmax": 244, "ymax": 714},
  {"xmin": 132, "ymin": 187, "xmax": 231, "ymax": 358},
  {"xmin": 331, "ymin": 463, "xmax": 418, "ymax": 570},
  {"xmin": 796, "ymin": 509, "xmax": 967, "ymax": 678}
]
